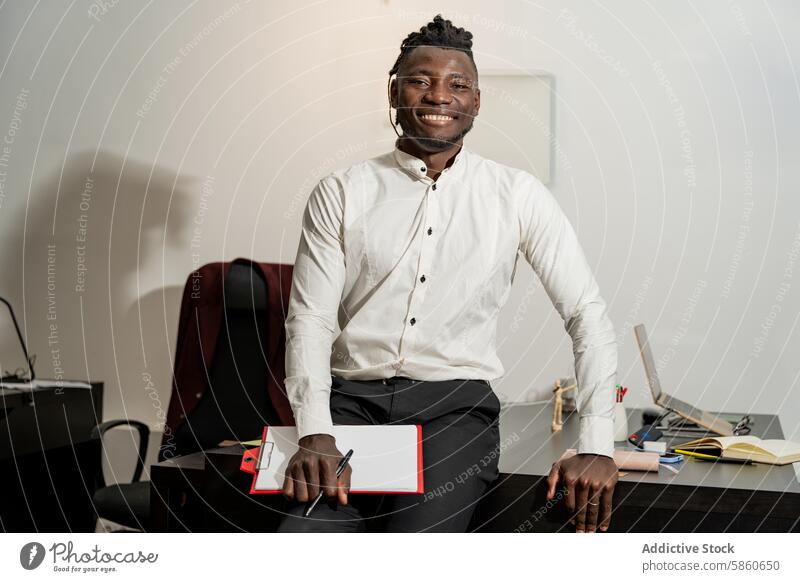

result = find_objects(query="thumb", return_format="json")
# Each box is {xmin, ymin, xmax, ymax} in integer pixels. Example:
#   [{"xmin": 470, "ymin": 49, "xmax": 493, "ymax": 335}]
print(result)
[
  {"xmin": 546, "ymin": 462, "xmax": 560, "ymax": 500},
  {"xmin": 338, "ymin": 468, "xmax": 350, "ymax": 505}
]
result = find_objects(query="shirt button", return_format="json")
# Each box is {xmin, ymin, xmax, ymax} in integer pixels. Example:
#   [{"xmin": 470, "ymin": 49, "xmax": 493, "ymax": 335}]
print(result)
[
  {"xmin": 432, "ymin": 184, "xmax": 437, "ymax": 191},
  {"xmin": 409, "ymin": 317, "xmax": 416, "ymax": 325},
  {"xmin": 196, "ymin": 392, "xmax": 202, "ymax": 399},
  {"xmin": 420, "ymin": 275, "xmax": 426, "ymax": 282},
  {"xmin": 427, "ymin": 227, "xmax": 433, "ymax": 235},
  {"xmin": 420, "ymin": 166, "xmax": 426, "ymax": 173}
]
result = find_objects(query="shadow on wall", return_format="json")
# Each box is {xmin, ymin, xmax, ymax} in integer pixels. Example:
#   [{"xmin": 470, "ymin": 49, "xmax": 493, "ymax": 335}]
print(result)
[{"xmin": 13, "ymin": 149, "xmax": 196, "ymax": 450}]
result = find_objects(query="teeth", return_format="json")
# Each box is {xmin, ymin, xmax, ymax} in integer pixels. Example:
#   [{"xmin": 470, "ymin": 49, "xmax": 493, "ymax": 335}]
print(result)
[{"xmin": 421, "ymin": 114, "xmax": 453, "ymax": 121}]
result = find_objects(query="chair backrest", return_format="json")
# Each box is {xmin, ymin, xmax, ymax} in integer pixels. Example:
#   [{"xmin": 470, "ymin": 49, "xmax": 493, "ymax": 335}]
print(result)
[{"xmin": 170, "ymin": 262, "xmax": 281, "ymax": 457}]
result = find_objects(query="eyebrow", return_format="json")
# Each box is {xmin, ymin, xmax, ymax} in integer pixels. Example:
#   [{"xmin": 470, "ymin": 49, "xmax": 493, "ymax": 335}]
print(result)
[{"xmin": 404, "ymin": 69, "xmax": 472, "ymax": 79}]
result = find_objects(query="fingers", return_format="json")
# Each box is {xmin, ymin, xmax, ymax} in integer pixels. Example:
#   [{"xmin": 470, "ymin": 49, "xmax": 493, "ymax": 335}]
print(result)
[
  {"xmin": 584, "ymin": 484, "xmax": 601, "ymax": 533},
  {"xmin": 563, "ymin": 472, "xmax": 577, "ymax": 514},
  {"xmin": 546, "ymin": 462, "xmax": 560, "ymax": 500},
  {"xmin": 338, "ymin": 465, "xmax": 351, "ymax": 505},
  {"xmin": 282, "ymin": 468, "xmax": 295, "ymax": 500},
  {"xmin": 293, "ymin": 463, "xmax": 310, "ymax": 503},
  {"xmin": 303, "ymin": 459, "xmax": 320, "ymax": 502},
  {"xmin": 319, "ymin": 456, "xmax": 338, "ymax": 499},
  {"xmin": 598, "ymin": 484, "xmax": 614, "ymax": 532},
  {"xmin": 573, "ymin": 478, "xmax": 589, "ymax": 532}
]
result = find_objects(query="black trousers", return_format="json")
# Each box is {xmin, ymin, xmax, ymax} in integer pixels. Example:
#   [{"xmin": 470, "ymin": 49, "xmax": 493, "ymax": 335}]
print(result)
[{"xmin": 276, "ymin": 375, "xmax": 501, "ymax": 532}]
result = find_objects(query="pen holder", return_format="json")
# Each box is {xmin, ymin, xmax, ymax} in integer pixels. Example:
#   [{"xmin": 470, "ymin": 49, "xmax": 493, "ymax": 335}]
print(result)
[{"xmin": 613, "ymin": 401, "xmax": 629, "ymax": 442}]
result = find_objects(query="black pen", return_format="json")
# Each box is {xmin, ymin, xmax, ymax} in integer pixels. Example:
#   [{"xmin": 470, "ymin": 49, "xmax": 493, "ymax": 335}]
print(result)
[{"xmin": 304, "ymin": 448, "xmax": 353, "ymax": 517}]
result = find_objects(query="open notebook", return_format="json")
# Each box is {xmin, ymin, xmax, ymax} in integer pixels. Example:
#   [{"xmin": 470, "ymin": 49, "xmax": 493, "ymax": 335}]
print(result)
[
  {"xmin": 240, "ymin": 425, "xmax": 424, "ymax": 494},
  {"xmin": 672, "ymin": 435, "xmax": 800, "ymax": 465}
]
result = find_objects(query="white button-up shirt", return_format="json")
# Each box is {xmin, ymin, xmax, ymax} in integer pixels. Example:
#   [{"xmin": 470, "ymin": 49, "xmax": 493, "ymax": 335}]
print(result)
[{"xmin": 284, "ymin": 143, "xmax": 617, "ymax": 457}]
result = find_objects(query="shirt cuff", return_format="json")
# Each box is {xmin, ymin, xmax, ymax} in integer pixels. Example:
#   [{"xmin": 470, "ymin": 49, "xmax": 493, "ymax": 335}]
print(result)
[
  {"xmin": 293, "ymin": 401, "xmax": 335, "ymax": 441},
  {"xmin": 577, "ymin": 415, "xmax": 615, "ymax": 458}
]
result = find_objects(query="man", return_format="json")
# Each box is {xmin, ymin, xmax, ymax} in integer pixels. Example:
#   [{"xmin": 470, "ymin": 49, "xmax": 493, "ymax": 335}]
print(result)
[{"xmin": 278, "ymin": 14, "xmax": 618, "ymax": 533}]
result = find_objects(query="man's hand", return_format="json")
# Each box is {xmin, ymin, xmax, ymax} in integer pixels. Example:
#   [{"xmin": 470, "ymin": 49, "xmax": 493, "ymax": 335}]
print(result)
[
  {"xmin": 282, "ymin": 434, "xmax": 351, "ymax": 506},
  {"xmin": 546, "ymin": 453, "xmax": 618, "ymax": 533}
]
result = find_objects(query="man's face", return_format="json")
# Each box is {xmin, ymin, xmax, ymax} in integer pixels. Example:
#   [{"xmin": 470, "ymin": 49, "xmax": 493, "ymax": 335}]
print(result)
[{"xmin": 390, "ymin": 46, "xmax": 480, "ymax": 152}]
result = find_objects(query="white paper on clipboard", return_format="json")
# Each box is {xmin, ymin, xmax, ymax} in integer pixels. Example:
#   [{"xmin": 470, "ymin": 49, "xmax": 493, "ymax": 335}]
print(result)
[{"xmin": 250, "ymin": 425, "xmax": 423, "ymax": 494}]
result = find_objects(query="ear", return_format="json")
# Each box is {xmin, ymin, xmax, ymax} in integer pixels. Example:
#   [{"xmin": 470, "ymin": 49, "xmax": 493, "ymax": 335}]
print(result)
[
  {"xmin": 389, "ymin": 77, "xmax": 398, "ymax": 109},
  {"xmin": 474, "ymin": 87, "xmax": 480, "ymax": 116}
]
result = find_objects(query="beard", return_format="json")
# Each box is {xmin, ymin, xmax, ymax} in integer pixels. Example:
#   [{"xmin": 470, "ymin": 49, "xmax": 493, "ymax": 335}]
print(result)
[{"xmin": 395, "ymin": 110, "xmax": 475, "ymax": 152}]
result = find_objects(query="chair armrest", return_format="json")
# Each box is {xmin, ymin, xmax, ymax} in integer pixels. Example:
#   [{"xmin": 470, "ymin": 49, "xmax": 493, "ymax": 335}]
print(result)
[{"xmin": 91, "ymin": 420, "xmax": 150, "ymax": 487}]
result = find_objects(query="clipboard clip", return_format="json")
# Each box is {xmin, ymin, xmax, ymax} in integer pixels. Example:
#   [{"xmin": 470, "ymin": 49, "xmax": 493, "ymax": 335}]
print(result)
[{"xmin": 240, "ymin": 442, "xmax": 275, "ymax": 475}]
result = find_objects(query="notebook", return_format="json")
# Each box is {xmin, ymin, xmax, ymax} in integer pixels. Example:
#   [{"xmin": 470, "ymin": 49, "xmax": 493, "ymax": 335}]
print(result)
[
  {"xmin": 240, "ymin": 425, "xmax": 424, "ymax": 494},
  {"xmin": 672, "ymin": 435, "xmax": 800, "ymax": 465}
]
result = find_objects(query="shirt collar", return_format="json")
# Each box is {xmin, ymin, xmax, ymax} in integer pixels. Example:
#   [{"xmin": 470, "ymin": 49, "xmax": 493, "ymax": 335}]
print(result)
[{"xmin": 392, "ymin": 141, "xmax": 468, "ymax": 181}]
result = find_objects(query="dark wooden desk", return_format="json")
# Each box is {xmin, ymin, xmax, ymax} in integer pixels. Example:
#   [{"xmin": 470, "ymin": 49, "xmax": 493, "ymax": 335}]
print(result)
[
  {"xmin": 0, "ymin": 383, "xmax": 103, "ymax": 532},
  {"xmin": 472, "ymin": 404, "xmax": 800, "ymax": 532},
  {"xmin": 149, "ymin": 404, "xmax": 800, "ymax": 532}
]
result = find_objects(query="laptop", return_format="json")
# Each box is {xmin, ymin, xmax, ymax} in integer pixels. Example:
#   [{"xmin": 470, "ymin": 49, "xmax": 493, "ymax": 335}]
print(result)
[
  {"xmin": 1, "ymin": 298, "xmax": 90, "ymax": 391},
  {"xmin": 0, "ymin": 297, "xmax": 36, "ymax": 384},
  {"xmin": 634, "ymin": 323, "xmax": 733, "ymax": 436}
]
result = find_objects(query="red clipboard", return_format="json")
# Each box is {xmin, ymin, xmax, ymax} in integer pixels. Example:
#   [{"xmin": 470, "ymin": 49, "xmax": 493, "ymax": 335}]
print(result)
[{"xmin": 240, "ymin": 425, "xmax": 424, "ymax": 495}]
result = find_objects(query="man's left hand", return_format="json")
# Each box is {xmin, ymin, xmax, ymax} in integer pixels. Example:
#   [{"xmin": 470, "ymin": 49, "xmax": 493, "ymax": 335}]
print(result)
[{"xmin": 546, "ymin": 453, "xmax": 618, "ymax": 533}]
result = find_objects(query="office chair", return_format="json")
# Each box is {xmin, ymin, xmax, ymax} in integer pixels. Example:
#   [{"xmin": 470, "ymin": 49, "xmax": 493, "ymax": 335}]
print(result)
[
  {"xmin": 91, "ymin": 261, "xmax": 282, "ymax": 531},
  {"xmin": 170, "ymin": 261, "xmax": 281, "ymax": 455}
]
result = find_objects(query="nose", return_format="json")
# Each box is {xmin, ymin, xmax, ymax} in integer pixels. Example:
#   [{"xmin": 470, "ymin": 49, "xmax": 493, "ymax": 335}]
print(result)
[{"xmin": 423, "ymin": 77, "xmax": 453, "ymax": 104}]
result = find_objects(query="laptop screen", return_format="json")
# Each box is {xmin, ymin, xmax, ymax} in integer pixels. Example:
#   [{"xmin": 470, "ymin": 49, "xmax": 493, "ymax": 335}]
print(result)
[
  {"xmin": 0, "ymin": 297, "xmax": 35, "ymax": 382},
  {"xmin": 634, "ymin": 324, "xmax": 663, "ymax": 402}
]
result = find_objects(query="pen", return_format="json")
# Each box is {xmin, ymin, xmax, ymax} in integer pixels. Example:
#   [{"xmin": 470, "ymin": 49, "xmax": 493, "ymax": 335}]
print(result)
[
  {"xmin": 673, "ymin": 449, "xmax": 753, "ymax": 465},
  {"xmin": 303, "ymin": 448, "xmax": 353, "ymax": 517}
]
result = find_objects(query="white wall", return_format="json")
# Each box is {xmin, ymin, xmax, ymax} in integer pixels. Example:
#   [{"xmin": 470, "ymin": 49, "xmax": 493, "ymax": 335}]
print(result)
[{"xmin": 1, "ymin": 0, "xmax": 799, "ymax": 477}]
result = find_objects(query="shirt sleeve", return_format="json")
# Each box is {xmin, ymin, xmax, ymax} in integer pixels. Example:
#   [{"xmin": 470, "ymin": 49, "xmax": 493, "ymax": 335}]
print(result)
[
  {"xmin": 517, "ymin": 175, "xmax": 617, "ymax": 458},
  {"xmin": 284, "ymin": 176, "xmax": 346, "ymax": 440}
]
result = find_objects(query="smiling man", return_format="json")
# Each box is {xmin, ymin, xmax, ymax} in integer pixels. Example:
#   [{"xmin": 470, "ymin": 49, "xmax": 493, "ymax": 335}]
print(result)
[{"xmin": 278, "ymin": 14, "xmax": 619, "ymax": 533}]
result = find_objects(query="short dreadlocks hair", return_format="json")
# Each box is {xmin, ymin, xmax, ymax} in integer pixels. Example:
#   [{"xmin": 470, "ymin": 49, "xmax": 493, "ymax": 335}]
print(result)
[{"xmin": 388, "ymin": 14, "xmax": 477, "ymax": 81}]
